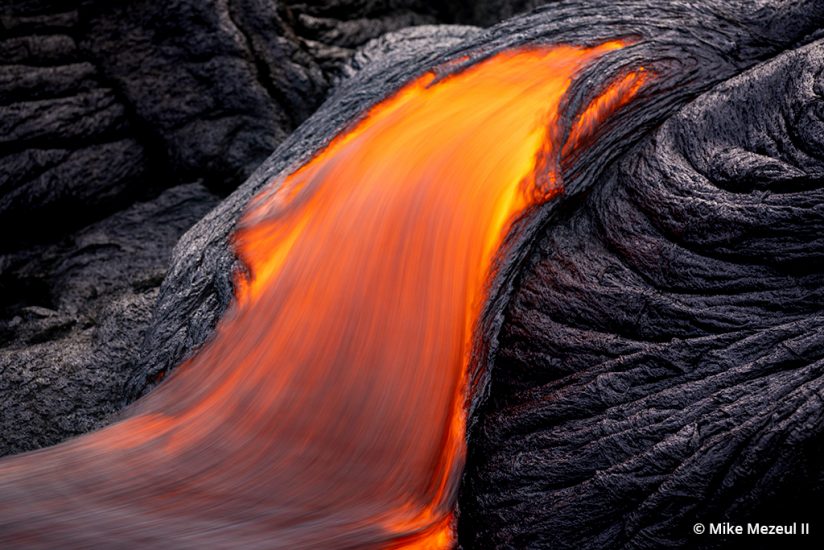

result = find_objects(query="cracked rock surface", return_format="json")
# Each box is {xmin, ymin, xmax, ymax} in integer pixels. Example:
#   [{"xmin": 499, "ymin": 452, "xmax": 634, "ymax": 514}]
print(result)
[
  {"xmin": 1, "ymin": 0, "xmax": 492, "ymax": 456},
  {"xmin": 0, "ymin": 183, "xmax": 219, "ymax": 456},
  {"xmin": 3, "ymin": 0, "xmax": 824, "ymax": 547},
  {"xmin": 110, "ymin": 1, "xmax": 824, "ymax": 547},
  {"xmin": 460, "ymin": 36, "xmax": 824, "ymax": 550}
]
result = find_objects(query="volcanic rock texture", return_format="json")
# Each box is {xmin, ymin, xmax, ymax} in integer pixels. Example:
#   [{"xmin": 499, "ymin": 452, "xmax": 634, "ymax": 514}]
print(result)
[
  {"xmin": 0, "ymin": 0, "xmax": 479, "ymax": 456},
  {"xmin": 460, "ymin": 32, "xmax": 824, "ymax": 550},
  {"xmin": 2, "ymin": 0, "xmax": 824, "ymax": 548}
]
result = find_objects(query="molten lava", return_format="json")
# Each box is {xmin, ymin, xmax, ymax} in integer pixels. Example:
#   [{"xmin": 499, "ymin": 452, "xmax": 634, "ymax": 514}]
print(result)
[{"xmin": 0, "ymin": 41, "xmax": 646, "ymax": 548}]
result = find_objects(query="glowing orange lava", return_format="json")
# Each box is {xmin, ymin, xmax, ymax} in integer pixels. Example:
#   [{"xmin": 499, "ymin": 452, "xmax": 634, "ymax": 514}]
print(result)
[
  {"xmin": 0, "ymin": 41, "xmax": 646, "ymax": 548},
  {"xmin": 564, "ymin": 67, "xmax": 648, "ymax": 155}
]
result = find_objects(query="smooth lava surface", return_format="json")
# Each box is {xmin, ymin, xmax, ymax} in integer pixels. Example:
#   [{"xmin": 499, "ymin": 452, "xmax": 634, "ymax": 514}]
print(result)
[{"xmin": 0, "ymin": 41, "xmax": 646, "ymax": 548}]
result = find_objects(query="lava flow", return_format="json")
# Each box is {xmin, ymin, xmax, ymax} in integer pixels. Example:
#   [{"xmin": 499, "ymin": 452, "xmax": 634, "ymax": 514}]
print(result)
[{"xmin": 0, "ymin": 42, "xmax": 645, "ymax": 548}]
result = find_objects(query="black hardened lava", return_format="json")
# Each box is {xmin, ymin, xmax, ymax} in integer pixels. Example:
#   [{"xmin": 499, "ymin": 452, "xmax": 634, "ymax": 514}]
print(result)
[
  {"xmin": 460, "ymin": 35, "xmax": 824, "ymax": 550},
  {"xmin": 2, "ymin": 0, "xmax": 824, "ymax": 547},
  {"xmin": 0, "ymin": 0, "xmax": 476, "ymax": 457},
  {"xmin": 126, "ymin": 1, "xmax": 824, "ymax": 547},
  {"xmin": 128, "ymin": 0, "xmax": 824, "ymax": 399}
]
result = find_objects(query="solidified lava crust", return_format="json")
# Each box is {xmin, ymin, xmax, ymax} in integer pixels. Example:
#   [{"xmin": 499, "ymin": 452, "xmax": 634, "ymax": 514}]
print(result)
[{"xmin": 1, "ymin": 1, "xmax": 824, "ymax": 548}]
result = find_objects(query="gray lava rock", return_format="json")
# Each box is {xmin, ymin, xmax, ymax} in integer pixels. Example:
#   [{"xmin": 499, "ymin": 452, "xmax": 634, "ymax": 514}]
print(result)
[
  {"xmin": 0, "ymin": 0, "xmax": 477, "ymax": 456},
  {"xmin": 0, "ymin": 183, "xmax": 219, "ymax": 456},
  {"xmin": 336, "ymin": 24, "xmax": 479, "ymax": 84},
  {"xmin": 129, "ymin": 0, "xmax": 824, "ymax": 401},
  {"xmin": 118, "ymin": 1, "xmax": 824, "ymax": 547},
  {"xmin": 0, "ymin": 0, "xmax": 463, "ymax": 243},
  {"xmin": 0, "ymin": 4, "xmax": 148, "ymax": 243},
  {"xmin": 460, "ymin": 36, "xmax": 824, "ymax": 550},
  {"xmin": 3, "ymin": 0, "xmax": 824, "ymax": 546}
]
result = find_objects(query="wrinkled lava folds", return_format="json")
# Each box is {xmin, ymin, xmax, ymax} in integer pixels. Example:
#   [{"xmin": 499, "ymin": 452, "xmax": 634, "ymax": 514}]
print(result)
[{"xmin": 0, "ymin": 41, "xmax": 645, "ymax": 548}]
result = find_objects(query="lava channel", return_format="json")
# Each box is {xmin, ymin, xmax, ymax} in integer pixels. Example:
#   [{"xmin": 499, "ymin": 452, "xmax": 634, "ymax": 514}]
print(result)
[{"xmin": 0, "ymin": 41, "xmax": 646, "ymax": 548}]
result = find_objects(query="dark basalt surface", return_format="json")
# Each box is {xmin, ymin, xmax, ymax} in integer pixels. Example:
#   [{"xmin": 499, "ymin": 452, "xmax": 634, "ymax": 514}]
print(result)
[
  {"xmin": 2, "ymin": 0, "xmax": 824, "ymax": 547},
  {"xmin": 0, "ymin": 0, "xmax": 495, "ymax": 461},
  {"xmin": 460, "ymin": 37, "xmax": 824, "ymax": 550},
  {"xmin": 127, "ymin": 0, "xmax": 824, "ymax": 403},
  {"xmin": 120, "ymin": 0, "xmax": 824, "ymax": 546},
  {"xmin": 0, "ymin": 0, "xmax": 478, "ymax": 456},
  {"xmin": 0, "ymin": 0, "xmax": 457, "ymax": 244},
  {"xmin": 125, "ymin": 21, "xmax": 483, "ymax": 399},
  {"xmin": 0, "ymin": 183, "xmax": 219, "ymax": 456},
  {"xmin": 1, "ymin": 4, "xmax": 148, "ymax": 245}
]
